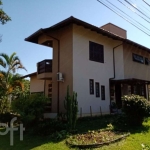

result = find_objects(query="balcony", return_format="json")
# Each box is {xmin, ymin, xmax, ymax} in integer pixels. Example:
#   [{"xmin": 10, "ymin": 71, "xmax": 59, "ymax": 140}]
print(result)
[{"xmin": 37, "ymin": 59, "xmax": 52, "ymax": 79}]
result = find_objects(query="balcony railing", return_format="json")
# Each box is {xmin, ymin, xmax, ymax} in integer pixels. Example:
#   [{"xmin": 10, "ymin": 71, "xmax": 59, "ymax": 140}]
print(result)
[{"xmin": 37, "ymin": 59, "xmax": 52, "ymax": 74}]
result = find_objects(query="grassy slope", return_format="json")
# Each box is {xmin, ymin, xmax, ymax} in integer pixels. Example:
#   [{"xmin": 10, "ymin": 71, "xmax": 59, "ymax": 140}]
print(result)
[{"xmin": 0, "ymin": 116, "xmax": 150, "ymax": 150}]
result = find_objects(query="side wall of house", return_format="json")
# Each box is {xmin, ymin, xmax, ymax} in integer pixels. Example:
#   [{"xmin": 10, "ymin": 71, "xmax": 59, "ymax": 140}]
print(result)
[
  {"xmin": 30, "ymin": 75, "xmax": 44, "ymax": 93},
  {"xmin": 57, "ymin": 25, "xmax": 73, "ymax": 113},
  {"xmin": 38, "ymin": 25, "xmax": 73, "ymax": 114},
  {"xmin": 123, "ymin": 43, "xmax": 150, "ymax": 80},
  {"xmin": 72, "ymin": 24, "xmax": 121, "ymax": 116},
  {"xmin": 114, "ymin": 45, "xmax": 124, "ymax": 79}
]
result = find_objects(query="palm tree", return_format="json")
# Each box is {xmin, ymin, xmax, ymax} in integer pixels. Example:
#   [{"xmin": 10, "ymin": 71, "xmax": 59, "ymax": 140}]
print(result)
[
  {"xmin": 0, "ymin": 52, "xmax": 26, "ymax": 73},
  {"xmin": 0, "ymin": 52, "xmax": 26, "ymax": 98}
]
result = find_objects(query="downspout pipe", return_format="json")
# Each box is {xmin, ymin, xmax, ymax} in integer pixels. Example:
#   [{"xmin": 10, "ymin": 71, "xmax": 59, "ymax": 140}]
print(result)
[
  {"xmin": 109, "ymin": 43, "xmax": 123, "ymax": 112},
  {"xmin": 111, "ymin": 43, "xmax": 123, "ymax": 79},
  {"xmin": 41, "ymin": 31, "xmax": 60, "ymax": 115}
]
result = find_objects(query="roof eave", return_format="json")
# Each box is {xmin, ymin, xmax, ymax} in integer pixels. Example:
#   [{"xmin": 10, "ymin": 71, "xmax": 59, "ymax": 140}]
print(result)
[
  {"xmin": 25, "ymin": 29, "xmax": 43, "ymax": 43},
  {"xmin": 24, "ymin": 16, "xmax": 150, "ymax": 52}
]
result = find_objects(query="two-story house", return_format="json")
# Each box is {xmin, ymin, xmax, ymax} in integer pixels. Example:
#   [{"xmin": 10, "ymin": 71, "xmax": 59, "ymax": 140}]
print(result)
[{"xmin": 23, "ymin": 16, "xmax": 150, "ymax": 118}]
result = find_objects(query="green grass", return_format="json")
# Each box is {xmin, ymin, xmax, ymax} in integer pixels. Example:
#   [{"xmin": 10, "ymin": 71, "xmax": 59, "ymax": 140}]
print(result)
[{"xmin": 0, "ymin": 115, "xmax": 150, "ymax": 150}]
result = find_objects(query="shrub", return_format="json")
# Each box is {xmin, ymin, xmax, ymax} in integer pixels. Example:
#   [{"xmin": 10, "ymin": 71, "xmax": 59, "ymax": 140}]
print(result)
[
  {"xmin": 0, "ymin": 96, "xmax": 10, "ymax": 114},
  {"xmin": 0, "ymin": 112, "xmax": 19, "ymax": 126},
  {"xmin": 12, "ymin": 93, "xmax": 49, "ymax": 128},
  {"xmin": 122, "ymin": 95, "xmax": 150, "ymax": 126},
  {"xmin": 64, "ymin": 86, "xmax": 78, "ymax": 131},
  {"xmin": 0, "ymin": 95, "xmax": 12, "ymax": 124}
]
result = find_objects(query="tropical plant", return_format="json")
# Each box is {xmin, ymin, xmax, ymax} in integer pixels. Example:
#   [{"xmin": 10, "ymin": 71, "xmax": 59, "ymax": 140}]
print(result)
[
  {"xmin": 11, "ymin": 79, "xmax": 30, "ymax": 99},
  {"xmin": 12, "ymin": 93, "xmax": 49, "ymax": 128},
  {"xmin": 0, "ymin": 52, "xmax": 26, "ymax": 95},
  {"xmin": 0, "ymin": 95, "xmax": 10, "ymax": 114},
  {"xmin": 64, "ymin": 86, "xmax": 78, "ymax": 131},
  {"xmin": 0, "ymin": 52, "xmax": 26, "ymax": 113}
]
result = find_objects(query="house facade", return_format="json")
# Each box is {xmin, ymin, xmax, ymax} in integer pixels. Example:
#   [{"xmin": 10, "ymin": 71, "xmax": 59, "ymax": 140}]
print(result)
[{"xmin": 24, "ymin": 16, "xmax": 150, "ymax": 118}]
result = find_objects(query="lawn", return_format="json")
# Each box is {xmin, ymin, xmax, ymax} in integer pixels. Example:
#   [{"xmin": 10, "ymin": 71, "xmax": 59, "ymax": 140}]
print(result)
[{"xmin": 0, "ymin": 115, "xmax": 150, "ymax": 150}]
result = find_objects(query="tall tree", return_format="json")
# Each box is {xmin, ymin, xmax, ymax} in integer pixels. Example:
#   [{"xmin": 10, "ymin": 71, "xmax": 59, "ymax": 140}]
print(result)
[
  {"xmin": 0, "ymin": 52, "xmax": 26, "ymax": 96},
  {"xmin": 0, "ymin": 0, "xmax": 11, "ymax": 41},
  {"xmin": 0, "ymin": 0, "xmax": 11, "ymax": 25}
]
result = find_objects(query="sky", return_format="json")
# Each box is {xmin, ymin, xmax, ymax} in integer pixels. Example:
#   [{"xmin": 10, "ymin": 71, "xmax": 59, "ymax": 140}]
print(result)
[{"xmin": 1, "ymin": 0, "xmax": 150, "ymax": 76}]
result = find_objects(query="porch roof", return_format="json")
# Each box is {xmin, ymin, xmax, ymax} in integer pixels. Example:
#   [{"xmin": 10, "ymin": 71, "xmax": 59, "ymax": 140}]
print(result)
[
  {"xmin": 110, "ymin": 78, "xmax": 150, "ymax": 84},
  {"xmin": 21, "ymin": 72, "xmax": 37, "ymax": 78}
]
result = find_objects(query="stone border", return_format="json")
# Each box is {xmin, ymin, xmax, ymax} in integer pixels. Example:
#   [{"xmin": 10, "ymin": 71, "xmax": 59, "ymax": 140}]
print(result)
[{"xmin": 66, "ymin": 132, "xmax": 130, "ymax": 149}]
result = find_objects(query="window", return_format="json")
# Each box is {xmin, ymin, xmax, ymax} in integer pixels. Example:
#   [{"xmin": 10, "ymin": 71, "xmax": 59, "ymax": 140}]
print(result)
[
  {"xmin": 49, "ymin": 84, "xmax": 52, "ymax": 87},
  {"xmin": 89, "ymin": 79, "xmax": 94, "ymax": 94},
  {"xmin": 48, "ymin": 88, "xmax": 52, "ymax": 92},
  {"xmin": 132, "ymin": 53, "xmax": 144, "ymax": 64},
  {"xmin": 89, "ymin": 41, "xmax": 104, "ymax": 63},
  {"xmin": 47, "ymin": 83, "xmax": 52, "ymax": 113},
  {"xmin": 95, "ymin": 82, "xmax": 100, "ymax": 97},
  {"xmin": 101, "ymin": 85, "xmax": 105, "ymax": 100},
  {"xmin": 145, "ymin": 58, "xmax": 149, "ymax": 65}
]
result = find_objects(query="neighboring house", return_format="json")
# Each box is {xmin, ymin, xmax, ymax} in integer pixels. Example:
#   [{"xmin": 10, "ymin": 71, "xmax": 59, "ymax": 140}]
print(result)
[{"xmin": 23, "ymin": 16, "xmax": 150, "ymax": 118}]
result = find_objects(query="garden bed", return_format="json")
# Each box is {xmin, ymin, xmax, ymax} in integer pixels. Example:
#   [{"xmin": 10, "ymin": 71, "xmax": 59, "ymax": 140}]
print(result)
[{"xmin": 66, "ymin": 129, "xmax": 130, "ymax": 148}]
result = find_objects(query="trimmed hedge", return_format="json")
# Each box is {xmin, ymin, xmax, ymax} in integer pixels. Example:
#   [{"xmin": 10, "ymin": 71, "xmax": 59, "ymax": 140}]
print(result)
[{"xmin": 122, "ymin": 95, "xmax": 150, "ymax": 126}]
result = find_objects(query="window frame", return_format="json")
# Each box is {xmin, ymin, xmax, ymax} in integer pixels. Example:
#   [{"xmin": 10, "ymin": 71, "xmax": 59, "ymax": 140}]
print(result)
[
  {"xmin": 101, "ymin": 85, "xmax": 105, "ymax": 100},
  {"xmin": 95, "ymin": 82, "xmax": 100, "ymax": 97},
  {"xmin": 89, "ymin": 41, "xmax": 104, "ymax": 63},
  {"xmin": 145, "ymin": 57, "xmax": 149, "ymax": 65},
  {"xmin": 132, "ymin": 53, "xmax": 144, "ymax": 64},
  {"xmin": 89, "ymin": 79, "xmax": 94, "ymax": 95}
]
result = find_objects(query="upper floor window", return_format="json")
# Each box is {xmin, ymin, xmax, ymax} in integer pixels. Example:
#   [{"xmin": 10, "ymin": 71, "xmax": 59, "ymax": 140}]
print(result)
[
  {"xmin": 132, "ymin": 53, "xmax": 144, "ymax": 64},
  {"xmin": 145, "ymin": 58, "xmax": 149, "ymax": 65},
  {"xmin": 89, "ymin": 41, "xmax": 104, "ymax": 63}
]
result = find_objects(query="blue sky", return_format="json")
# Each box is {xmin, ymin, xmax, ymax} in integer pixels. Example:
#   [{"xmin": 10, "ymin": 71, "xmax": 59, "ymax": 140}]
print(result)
[{"xmin": 1, "ymin": 0, "xmax": 150, "ymax": 75}]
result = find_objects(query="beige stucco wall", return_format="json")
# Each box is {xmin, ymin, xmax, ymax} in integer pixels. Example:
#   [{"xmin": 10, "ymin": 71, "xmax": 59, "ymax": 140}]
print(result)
[
  {"xmin": 38, "ymin": 34, "xmax": 59, "ymax": 113},
  {"xmin": 38, "ymin": 24, "xmax": 73, "ymax": 113},
  {"xmin": 30, "ymin": 75, "xmax": 44, "ymax": 93},
  {"xmin": 27, "ymin": 75, "xmax": 52, "ymax": 95},
  {"xmin": 114, "ymin": 45, "xmax": 124, "ymax": 79},
  {"xmin": 57, "ymin": 25, "xmax": 73, "ymax": 113},
  {"xmin": 123, "ymin": 43, "xmax": 150, "ymax": 81},
  {"xmin": 72, "ymin": 24, "xmax": 121, "ymax": 115}
]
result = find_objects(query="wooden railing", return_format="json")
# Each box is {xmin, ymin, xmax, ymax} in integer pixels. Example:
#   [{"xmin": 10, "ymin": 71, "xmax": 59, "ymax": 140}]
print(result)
[{"xmin": 37, "ymin": 59, "xmax": 52, "ymax": 74}]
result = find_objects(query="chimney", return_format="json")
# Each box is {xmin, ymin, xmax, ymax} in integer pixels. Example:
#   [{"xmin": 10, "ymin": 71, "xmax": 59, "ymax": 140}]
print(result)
[{"xmin": 100, "ymin": 23, "xmax": 127, "ymax": 39}]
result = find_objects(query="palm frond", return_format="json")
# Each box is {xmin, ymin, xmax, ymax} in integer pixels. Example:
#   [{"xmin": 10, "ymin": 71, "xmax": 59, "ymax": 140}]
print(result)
[
  {"xmin": 0, "ymin": 52, "xmax": 27, "ymax": 95},
  {"xmin": 0, "ymin": 70, "xmax": 7, "ymax": 77},
  {"xmin": 10, "ymin": 61, "xmax": 22, "ymax": 72},
  {"xmin": 0, "ymin": 53, "xmax": 9, "ymax": 65},
  {"xmin": 10, "ymin": 57, "xmax": 27, "ymax": 73},
  {"xmin": 8, "ymin": 74, "xmax": 24, "ymax": 92},
  {"xmin": 0, "ymin": 57, "xmax": 6, "ymax": 68},
  {"xmin": 17, "ymin": 65, "xmax": 27, "ymax": 71},
  {"xmin": 9, "ymin": 52, "xmax": 17, "ymax": 63},
  {"xmin": 0, "ymin": 73, "xmax": 4, "ymax": 78}
]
